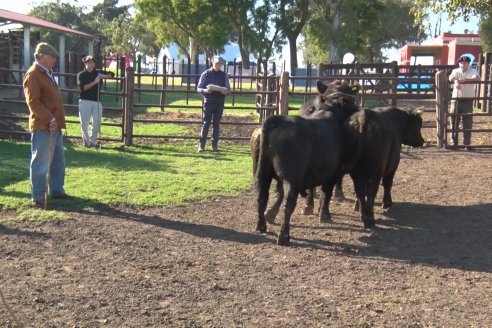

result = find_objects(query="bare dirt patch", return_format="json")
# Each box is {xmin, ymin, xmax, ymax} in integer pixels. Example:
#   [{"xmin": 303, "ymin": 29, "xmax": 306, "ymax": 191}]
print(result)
[
  {"xmin": 1, "ymin": 101, "xmax": 492, "ymax": 327},
  {"xmin": 1, "ymin": 150, "xmax": 492, "ymax": 327}
]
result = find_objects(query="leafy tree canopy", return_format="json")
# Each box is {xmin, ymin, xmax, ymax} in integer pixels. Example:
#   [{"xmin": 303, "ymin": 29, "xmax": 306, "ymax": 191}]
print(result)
[
  {"xmin": 411, "ymin": 1, "xmax": 492, "ymax": 52},
  {"xmin": 28, "ymin": 0, "xmax": 90, "ymax": 50},
  {"xmin": 411, "ymin": 0, "xmax": 492, "ymax": 23},
  {"xmin": 303, "ymin": 0, "xmax": 426, "ymax": 64},
  {"xmin": 136, "ymin": 0, "xmax": 232, "ymax": 63}
]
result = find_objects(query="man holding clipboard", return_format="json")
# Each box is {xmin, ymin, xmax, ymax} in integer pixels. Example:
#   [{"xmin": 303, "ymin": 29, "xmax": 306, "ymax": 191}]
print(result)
[{"xmin": 196, "ymin": 56, "xmax": 231, "ymax": 152}]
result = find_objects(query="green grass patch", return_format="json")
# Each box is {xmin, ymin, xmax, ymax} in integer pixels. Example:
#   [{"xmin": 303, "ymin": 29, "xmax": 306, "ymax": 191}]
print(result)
[{"xmin": 0, "ymin": 140, "xmax": 253, "ymax": 222}]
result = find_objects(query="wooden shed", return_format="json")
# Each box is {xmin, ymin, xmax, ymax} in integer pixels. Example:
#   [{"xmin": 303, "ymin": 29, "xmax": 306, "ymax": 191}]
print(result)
[{"xmin": 0, "ymin": 8, "xmax": 97, "ymax": 87}]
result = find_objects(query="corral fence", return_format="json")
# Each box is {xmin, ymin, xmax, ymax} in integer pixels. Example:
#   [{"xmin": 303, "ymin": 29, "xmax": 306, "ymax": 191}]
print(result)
[{"xmin": 0, "ymin": 54, "xmax": 491, "ymax": 148}]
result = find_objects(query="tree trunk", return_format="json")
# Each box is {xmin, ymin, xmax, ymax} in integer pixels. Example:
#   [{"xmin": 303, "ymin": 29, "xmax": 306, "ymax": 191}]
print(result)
[
  {"xmin": 328, "ymin": 3, "xmax": 341, "ymax": 63},
  {"xmin": 189, "ymin": 37, "xmax": 200, "ymax": 64},
  {"xmin": 238, "ymin": 27, "xmax": 250, "ymax": 69},
  {"xmin": 288, "ymin": 36, "xmax": 298, "ymax": 74}
]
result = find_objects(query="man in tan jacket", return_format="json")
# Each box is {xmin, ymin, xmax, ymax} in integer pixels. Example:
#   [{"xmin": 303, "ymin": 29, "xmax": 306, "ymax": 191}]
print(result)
[{"xmin": 23, "ymin": 42, "xmax": 71, "ymax": 207}]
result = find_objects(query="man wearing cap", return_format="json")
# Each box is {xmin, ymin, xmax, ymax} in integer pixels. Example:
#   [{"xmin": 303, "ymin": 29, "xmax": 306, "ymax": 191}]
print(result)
[
  {"xmin": 23, "ymin": 42, "xmax": 70, "ymax": 207},
  {"xmin": 196, "ymin": 55, "xmax": 231, "ymax": 152},
  {"xmin": 448, "ymin": 55, "xmax": 480, "ymax": 149},
  {"xmin": 77, "ymin": 55, "xmax": 115, "ymax": 148}
]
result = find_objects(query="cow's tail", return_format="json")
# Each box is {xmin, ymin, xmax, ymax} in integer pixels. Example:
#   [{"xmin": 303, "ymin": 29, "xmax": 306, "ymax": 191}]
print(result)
[
  {"xmin": 254, "ymin": 116, "xmax": 283, "ymax": 186},
  {"xmin": 257, "ymin": 116, "xmax": 283, "ymax": 167},
  {"xmin": 250, "ymin": 128, "xmax": 261, "ymax": 176},
  {"xmin": 343, "ymin": 109, "xmax": 372, "ymax": 172}
]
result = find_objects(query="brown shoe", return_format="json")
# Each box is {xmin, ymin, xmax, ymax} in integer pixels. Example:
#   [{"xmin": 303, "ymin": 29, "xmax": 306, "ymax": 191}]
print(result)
[
  {"xmin": 33, "ymin": 199, "xmax": 47, "ymax": 208},
  {"xmin": 52, "ymin": 193, "xmax": 73, "ymax": 200}
]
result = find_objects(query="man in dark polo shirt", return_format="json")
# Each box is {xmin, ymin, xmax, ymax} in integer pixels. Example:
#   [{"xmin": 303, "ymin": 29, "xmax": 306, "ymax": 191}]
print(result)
[
  {"xmin": 77, "ymin": 55, "xmax": 114, "ymax": 148},
  {"xmin": 196, "ymin": 56, "xmax": 231, "ymax": 152}
]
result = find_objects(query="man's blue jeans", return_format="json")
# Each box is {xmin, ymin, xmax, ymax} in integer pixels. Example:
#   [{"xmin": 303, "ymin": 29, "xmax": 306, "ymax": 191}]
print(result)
[
  {"xmin": 199, "ymin": 102, "xmax": 224, "ymax": 149},
  {"xmin": 30, "ymin": 130, "xmax": 66, "ymax": 201}
]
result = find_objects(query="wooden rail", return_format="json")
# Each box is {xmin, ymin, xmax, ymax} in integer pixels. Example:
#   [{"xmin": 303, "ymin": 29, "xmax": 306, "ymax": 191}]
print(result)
[{"xmin": 2, "ymin": 63, "xmax": 491, "ymax": 146}]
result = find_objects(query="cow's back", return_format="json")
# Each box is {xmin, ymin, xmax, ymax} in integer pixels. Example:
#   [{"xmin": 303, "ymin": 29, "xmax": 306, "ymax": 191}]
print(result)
[
  {"xmin": 344, "ymin": 107, "xmax": 423, "ymax": 176},
  {"xmin": 262, "ymin": 115, "xmax": 343, "ymax": 189},
  {"xmin": 344, "ymin": 109, "xmax": 399, "ymax": 176}
]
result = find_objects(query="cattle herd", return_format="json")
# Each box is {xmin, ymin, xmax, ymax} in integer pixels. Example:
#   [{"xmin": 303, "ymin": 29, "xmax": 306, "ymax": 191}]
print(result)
[{"xmin": 251, "ymin": 80, "xmax": 424, "ymax": 246}]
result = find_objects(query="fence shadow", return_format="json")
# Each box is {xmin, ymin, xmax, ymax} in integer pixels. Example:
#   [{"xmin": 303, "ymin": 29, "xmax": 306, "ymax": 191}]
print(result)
[{"xmin": 53, "ymin": 197, "xmax": 271, "ymax": 246}]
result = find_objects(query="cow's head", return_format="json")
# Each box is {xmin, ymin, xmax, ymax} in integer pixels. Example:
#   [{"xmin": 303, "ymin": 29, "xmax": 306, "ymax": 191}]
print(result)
[
  {"xmin": 298, "ymin": 99, "xmax": 316, "ymax": 116},
  {"xmin": 317, "ymin": 80, "xmax": 359, "ymax": 97},
  {"xmin": 402, "ymin": 108, "xmax": 425, "ymax": 147},
  {"xmin": 310, "ymin": 80, "xmax": 360, "ymax": 119}
]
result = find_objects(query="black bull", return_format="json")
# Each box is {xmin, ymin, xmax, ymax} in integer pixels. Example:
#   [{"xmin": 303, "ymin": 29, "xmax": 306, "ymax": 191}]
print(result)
[
  {"xmin": 254, "ymin": 82, "xmax": 360, "ymax": 246},
  {"xmin": 250, "ymin": 81, "xmax": 353, "ymax": 221},
  {"xmin": 343, "ymin": 107, "xmax": 425, "ymax": 228}
]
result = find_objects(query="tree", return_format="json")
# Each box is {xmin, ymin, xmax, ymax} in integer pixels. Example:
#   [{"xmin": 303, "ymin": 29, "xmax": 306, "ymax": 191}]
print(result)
[
  {"xmin": 28, "ymin": 0, "xmax": 135, "ymax": 58},
  {"xmin": 136, "ymin": 0, "xmax": 232, "ymax": 63},
  {"xmin": 224, "ymin": 0, "xmax": 255, "ymax": 69},
  {"xmin": 277, "ymin": 0, "xmax": 310, "ymax": 73},
  {"xmin": 248, "ymin": 0, "xmax": 286, "ymax": 73},
  {"xmin": 367, "ymin": 0, "xmax": 427, "ymax": 62},
  {"xmin": 479, "ymin": 15, "xmax": 492, "ymax": 51},
  {"xmin": 28, "ymin": 0, "xmax": 90, "ymax": 50},
  {"xmin": 104, "ymin": 13, "xmax": 160, "ymax": 61},
  {"xmin": 92, "ymin": 0, "xmax": 131, "ymax": 21},
  {"xmin": 303, "ymin": 0, "xmax": 427, "ymax": 64},
  {"xmin": 410, "ymin": 0, "xmax": 492, "ymax": 23},
  {"xmin": 410, "ymin": 1, "xmax": 492, "ymax": 53},
  {"xmin": 307, "ymin": 0, "xmax": 343, "ymax": 63}
]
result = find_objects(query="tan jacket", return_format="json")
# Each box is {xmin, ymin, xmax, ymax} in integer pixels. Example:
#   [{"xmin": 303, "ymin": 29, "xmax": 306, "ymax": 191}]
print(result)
[{"xmin": 23, "ymin": 63, "xmax": 66, "ymax": 132}]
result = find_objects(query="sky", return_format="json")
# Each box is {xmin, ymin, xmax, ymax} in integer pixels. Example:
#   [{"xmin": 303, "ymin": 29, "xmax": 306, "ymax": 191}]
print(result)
[{"xmin": 0, "ymin": 0, "xmax": 482, "ymax": 64}]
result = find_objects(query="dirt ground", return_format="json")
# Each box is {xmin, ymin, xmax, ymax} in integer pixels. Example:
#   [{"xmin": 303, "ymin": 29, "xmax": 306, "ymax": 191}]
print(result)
[{"xmin": 1, "ymin": 105, "xmax": 492, "ymax": 327}]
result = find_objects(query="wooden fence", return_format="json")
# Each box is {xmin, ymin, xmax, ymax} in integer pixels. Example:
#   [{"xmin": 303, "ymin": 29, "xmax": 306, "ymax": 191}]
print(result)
[{"xmin": 1, "ymin": 60, "xmax": 491, "ymax": 148}]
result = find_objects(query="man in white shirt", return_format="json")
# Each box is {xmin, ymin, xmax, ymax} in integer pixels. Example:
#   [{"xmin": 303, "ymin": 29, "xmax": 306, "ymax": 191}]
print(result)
[{"xmin": 448, "ymin": 55, "xmax": 480, "ymax": 149}]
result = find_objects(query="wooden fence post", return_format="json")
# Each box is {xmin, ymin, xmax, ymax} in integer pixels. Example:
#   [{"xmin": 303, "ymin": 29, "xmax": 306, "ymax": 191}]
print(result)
[
  {"xmin": 484, "ymin": 64, "xmax": 492, "ymax": 114},
  {"xmin": 435, "ymin": 70, "xmax": 449, "ymax": 148},
  {"xmin": 67, "ymin": 51, "xmax": 77, "ymax": 104},
  {"xmin": 124, "ymin": 67, "xmax": 134, "ymax": 146},
  {"xmin": 481, "ymin": 53, "xmax": 491, "ymax": 113},
  {"xmin": 390, "ymin": 61, "xmax": 398, "ymax": 107},
  {"xmin": 160, "ymin": 55, "xmax": 167, "ymax": 111},
  {"xmin": 279, "ymin": 71, "xmax": 289, "ymax": 116}
]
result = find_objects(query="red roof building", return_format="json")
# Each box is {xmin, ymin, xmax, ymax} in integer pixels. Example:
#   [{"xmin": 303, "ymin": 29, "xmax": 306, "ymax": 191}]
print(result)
[{"xmin": 400, "ymin": 32, "xmax": 482, "ymax": 65}]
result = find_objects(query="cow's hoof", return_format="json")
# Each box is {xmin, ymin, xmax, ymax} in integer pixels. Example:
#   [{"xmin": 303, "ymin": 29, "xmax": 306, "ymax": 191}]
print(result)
[
  {"xmin": 265, "ymin": 210, "xmax": 277, "ymax": 223},
  {"xmin": 334, "ymin": 191, "xmax": 345, "ymax": 201},
  {"xmin": 319, "ymin": 214, "xmax": 331, "ymax": 223},
  {"xmin": 277, "ymin": 234, "xmax": 290, "ymax": 246},
  {"xmin": 302, "ymin": 206, "xmax": 314, "ymax": 215},
  {"xmin": 363, "ymin": 218, "xmax": 376, "ymax": 229},
  {"xmin": 256, "ymin": 224, "xmax": 267, "ymax": 233},
  {"xmin": 382, "ymin": 203, "xmax": 392, "ymax": 211}
]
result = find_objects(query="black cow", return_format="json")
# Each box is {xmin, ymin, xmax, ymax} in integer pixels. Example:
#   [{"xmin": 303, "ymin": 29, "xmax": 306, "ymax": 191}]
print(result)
[
  {"xmin": 250, "ymin": 80, "xmax": 355, "ymax": 223},
  {"xmin": 254, "ymin": 82, "xmax": 360, "ymax": 245},
  {"xmin": 343, "ymin": 107, "xmax": 424, "ymax": 228},
  {"xmin": 299, "ymin": 96, "xmax": 346, "ymax": 209}
]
